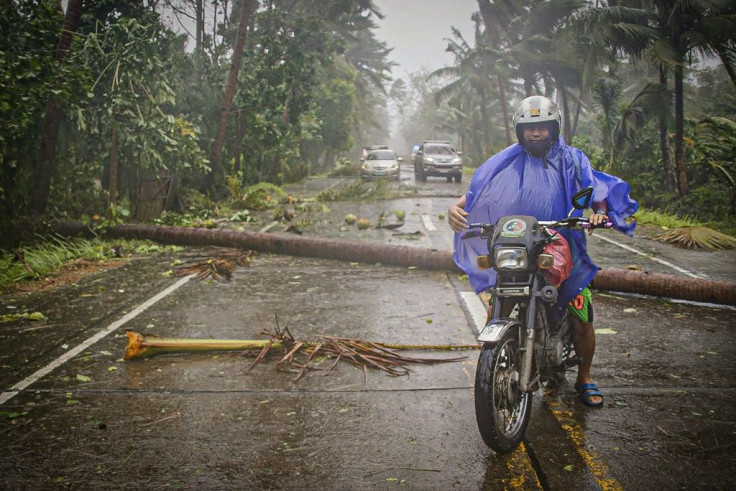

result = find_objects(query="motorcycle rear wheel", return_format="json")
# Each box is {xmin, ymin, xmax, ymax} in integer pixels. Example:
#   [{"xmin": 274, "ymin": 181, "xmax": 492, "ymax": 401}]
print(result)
[{"xmin": 474, "ymin": 332, "xmax": 532, "ymax": 453}]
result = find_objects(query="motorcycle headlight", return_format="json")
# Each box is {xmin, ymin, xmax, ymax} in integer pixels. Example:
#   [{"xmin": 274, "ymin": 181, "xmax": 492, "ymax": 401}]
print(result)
[{"xmin": 494, "ymin": 247, "xmax": 528, "ymax": 270}]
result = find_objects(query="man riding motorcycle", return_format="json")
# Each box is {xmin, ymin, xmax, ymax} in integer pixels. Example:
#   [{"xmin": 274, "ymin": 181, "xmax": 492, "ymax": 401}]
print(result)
[{"xmin": 448, "ymin": 95, "xmax": 638, "ymax": 407}]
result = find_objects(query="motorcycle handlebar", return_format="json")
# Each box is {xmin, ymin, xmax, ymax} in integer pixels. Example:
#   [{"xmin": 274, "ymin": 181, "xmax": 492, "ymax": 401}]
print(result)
[
  {"xmin": 580, "ymin": 220, "xmax": 613, "ymax": 230},
  {"xmin": 461, "ymin": 218, "xmax": 612, "ymax": 238},
  {"xmin": 460, "ymin": 223, "xmax": 494, "ymax": 240}
]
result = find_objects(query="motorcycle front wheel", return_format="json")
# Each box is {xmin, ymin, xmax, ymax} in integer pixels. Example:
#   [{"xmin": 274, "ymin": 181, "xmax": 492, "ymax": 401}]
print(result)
[{"xmin": 474, "ymin": 331, "xmax": 532, "ymax": 453}]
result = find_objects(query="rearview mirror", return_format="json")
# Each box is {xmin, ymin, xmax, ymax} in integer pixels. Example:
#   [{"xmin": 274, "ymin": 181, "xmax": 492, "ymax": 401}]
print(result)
[{"xmin": 572, "ymin": 187, "xmax": 593, "ymax": 210}]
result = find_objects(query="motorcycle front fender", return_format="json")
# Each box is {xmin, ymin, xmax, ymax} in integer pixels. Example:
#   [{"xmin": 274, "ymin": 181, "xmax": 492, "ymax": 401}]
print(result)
[{"xmin": 477, "ymin": 318, "xmax": 523, "ymax": 344}]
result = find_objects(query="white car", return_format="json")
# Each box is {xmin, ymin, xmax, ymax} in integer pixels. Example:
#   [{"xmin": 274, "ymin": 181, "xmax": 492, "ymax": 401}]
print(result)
[{"xmin": 360, "ymin": 149, "xmax": 402, "ymax": 181}]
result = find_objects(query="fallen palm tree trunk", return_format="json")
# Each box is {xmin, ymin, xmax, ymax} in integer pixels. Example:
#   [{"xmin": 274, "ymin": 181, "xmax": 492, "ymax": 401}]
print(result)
[
  {"xmin": 56, "ymin": 222, "xmax": 456, "ymax": 271},
  {"xmin": 55, "ymin": 222, "xmax": 736, "ymax": 305},
  {"xmin": 124, "ymin": 329, "xmax": 475, "ymax": 379},
  {"xmin": 591, "ymin": 269, "xmax": 736, "ymax": 305}
]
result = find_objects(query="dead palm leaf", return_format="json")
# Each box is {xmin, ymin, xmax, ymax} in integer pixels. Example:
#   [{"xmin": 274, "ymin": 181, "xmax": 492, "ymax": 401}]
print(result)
[
  {"xmin": 175, "ymin": 249, "xmax": 256, "ymax": 280},
  {"xmin": 653, "ymin": 226, "xmax": 736, "ymax": 250}
]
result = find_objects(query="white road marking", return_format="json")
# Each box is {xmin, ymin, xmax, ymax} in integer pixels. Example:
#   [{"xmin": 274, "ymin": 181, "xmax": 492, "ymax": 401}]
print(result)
[
  {"xmin": 421, "ymin": 214, "xmax": 437, "ymax": 232},
  {"xmin": 0, "ymin": 274, "xmax": 195, "ymax": 406},
  {"xmin": 259, "ymin": 221, "xmax": 280, "ymax": 233},
  {"xmin": 592, "ymin": 233, "xmax": 701, "ymax": 278},
  {"xmin": 460, "ymin": 291, "xmax": 487, "ymax": 335}
]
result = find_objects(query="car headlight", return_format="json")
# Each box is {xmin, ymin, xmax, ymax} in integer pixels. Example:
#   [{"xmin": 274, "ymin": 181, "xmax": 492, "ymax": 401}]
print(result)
[
  {"xmin": 423, "ymin": 157, "xmax": 435, "ymax": 164},
  {"xmin": 453, "ymin": 158, "xmax": 462, "ymax": 165},
  {"xmin": 494, "ymin": 247, "xmax": 528, "ymax": 270}
]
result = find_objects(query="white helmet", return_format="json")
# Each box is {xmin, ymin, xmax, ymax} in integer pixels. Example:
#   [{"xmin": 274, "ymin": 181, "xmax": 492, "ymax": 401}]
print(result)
[{"xmin": 513, "ymin": 96, "xmax": 561, "ymax": 152}]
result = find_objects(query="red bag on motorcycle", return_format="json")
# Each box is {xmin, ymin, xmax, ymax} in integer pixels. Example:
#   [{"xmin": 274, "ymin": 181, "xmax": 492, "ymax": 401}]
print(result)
[{"xmin": 541, "ymin": 230, "xmax": 572, "ymax": 287}]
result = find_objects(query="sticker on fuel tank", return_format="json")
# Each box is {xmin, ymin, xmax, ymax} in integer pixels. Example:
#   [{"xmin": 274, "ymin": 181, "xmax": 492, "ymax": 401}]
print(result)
[{"xmin": 500, "ymin": 218, "xmax": 527, "ymax": 237}]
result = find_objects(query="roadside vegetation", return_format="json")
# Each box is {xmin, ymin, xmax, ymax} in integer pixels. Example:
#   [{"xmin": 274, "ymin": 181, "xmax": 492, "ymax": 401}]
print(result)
[
  {"xmin": 1, "ymin": 1, "xmax": 735, "ymax": 287},
  {"xmin": 0, "ymin": 236, "xmax": 183, "ymax": 294}
]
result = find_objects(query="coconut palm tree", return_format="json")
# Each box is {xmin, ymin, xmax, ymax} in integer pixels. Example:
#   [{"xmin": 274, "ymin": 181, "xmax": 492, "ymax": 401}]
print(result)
[
  {"xmin": 206, "ymin": 0, "xmax": 258, "ymax": 191},
  {"xmin": 506, "ymin": 0, "xmax": 587, "ymax": 141},
  {"xmin": 476, "ymin": 0, "xmax": 526, "ymax": 145},
  {"xmin": 577, "ymin": 0, "xmax": 736, "ymax": 196},
  {"xmin": 430, "ymin": 21, "xmax": 498, "ymax": 157}
]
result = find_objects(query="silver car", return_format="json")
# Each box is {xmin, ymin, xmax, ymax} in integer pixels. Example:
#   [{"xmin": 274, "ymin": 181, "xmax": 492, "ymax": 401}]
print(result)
[{"xmin": 360, "ymin": 149, "xmax": 402, "ymax": 180}]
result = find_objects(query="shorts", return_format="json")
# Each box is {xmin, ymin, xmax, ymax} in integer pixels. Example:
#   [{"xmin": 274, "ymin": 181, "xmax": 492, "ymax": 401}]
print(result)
[{"xmin": 568, "ymin": 287, "xmax": 594, "ymax": 323}]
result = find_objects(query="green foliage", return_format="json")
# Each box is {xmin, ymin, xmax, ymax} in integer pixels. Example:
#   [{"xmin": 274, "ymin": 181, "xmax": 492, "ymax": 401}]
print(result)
[
  {"xmin": 67, "ymin": 13, "xmax": 208, "ymax": 175},
  {"xmin": 228, "ymin": 210, "xmax": 255, "ymax": 222},
  {"xmin": 0, "ymin": 236, "xmax": 115, "ymax": 292},
  {"xmin": 571, "ymin": 136, "xmax": 606, "ymax": 171},
  {"xmin": 2, "ymin": 0, "xmax": 734, "ymax": 250},
  {"xmin": 225, "ymin": 173, "xmax": 243, "ymax": 202},
  {"xmin": 315, "ymin": 77, "xmax": 358, "ymax": 154},
  {"xmin": 0, "ymin": 0, "xmax": 70, "ymax": 230},
  {"xmin": 161, "ymin": 189, "xmax": 222, "ymax": 223},
  {"xmin": 634, "ymin": 208, "xmax": 696, "ymax": 229},
  {"xmin": 689, "ymin": 117, "xmax": 736, "ymax": 187},
  {"xmin": 678, "ymin": 180, "xmax": 736, "ymax": 235},
  {"xmin": 154, "ymin": 211, "xmax": 199, "ymax": 227},
  {"xmin": 315, "ymin": 181, "xmax": 376, "ymax": 202},
  {"xmin": 0, "ymin": 0, "xmax": 393, "ymax": 244},
  {"xmin": 328, "ymin": 158, "xmax": 358, "ymax": 177},
  {"xmin": 314, "ymin": 179, "xmax": 396, "ymax": 202},
  {"xmin": 242, "ymin": 183, "xmax": 288, "ymax": 210}
]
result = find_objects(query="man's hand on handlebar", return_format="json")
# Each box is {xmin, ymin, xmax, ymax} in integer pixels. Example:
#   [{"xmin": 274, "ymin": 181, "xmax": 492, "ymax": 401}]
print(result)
[
  {"xmin": 449, "ymin": 195, "xmax": 469, "ymax": 233},
  {"xmin": 587, "ymin": 208, "xmax": 609, "ymax": 235}
]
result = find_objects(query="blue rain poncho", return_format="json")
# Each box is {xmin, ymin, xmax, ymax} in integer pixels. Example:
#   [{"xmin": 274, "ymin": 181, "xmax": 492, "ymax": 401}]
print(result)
[{"xmin": 453, "ymin": 137, "xmax": 638, "ymax": 318}]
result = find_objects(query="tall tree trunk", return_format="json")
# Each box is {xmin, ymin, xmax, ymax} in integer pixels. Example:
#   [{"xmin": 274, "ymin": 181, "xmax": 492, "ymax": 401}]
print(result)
[
  {"xmin": 475, "ymin": 0, "xmax": 513, "ymax": 146},
  {"xmin": 560, "ymin": 88, "xmax": 572, "ymax": 142},
  {"xmin": 30, "ymin": 0, "xmax": 83, "ymax": 216},
  {"xmin": 109, "ymin": 118, "xmax": 119, "ymax": 207},
  {"xmin": 674, "ymin": 63, "xmax": 688, "ymax": 196},
  {"xmin": 234, "ymin": 110, "xmax": 243, "ymax": 174},
  {"xmin": 203, "ymin": 0, "xmax": 257, "ymax": 192},
  {"xmin": 479, "ymin": 85, "xmax": 491, "ymax": 157},
  {"xmin": 196, "ymin": 0, "xmax": 204, "ymax": 52},
  {"xmin": 497, "ymin": 75, "xmax": 512, "ymax": 146},
  {"xmin": 658, "ymin": 69, "xmax": 676, "ymax": 193},
  {"xmin": 571, "ymin": 88, "xmax": 583, "ymax": 138}
]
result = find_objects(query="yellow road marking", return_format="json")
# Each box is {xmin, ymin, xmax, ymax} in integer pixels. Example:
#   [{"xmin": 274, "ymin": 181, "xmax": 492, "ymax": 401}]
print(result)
[
  {"xmin": 547, "ymin": 399, "xmax": 624, "ymax": 491},
  {"xmin": 504, "ymin": 442, "xmax": 543, "ymax": 489}
]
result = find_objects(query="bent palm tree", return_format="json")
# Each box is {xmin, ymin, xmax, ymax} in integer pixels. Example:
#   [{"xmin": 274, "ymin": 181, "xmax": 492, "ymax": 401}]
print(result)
[{"xmin": 578, "ymin": 1, "xmax": 736, "ymax": 196}]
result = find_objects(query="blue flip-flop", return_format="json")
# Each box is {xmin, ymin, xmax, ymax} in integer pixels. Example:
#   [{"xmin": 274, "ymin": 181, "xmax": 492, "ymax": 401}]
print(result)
[{"xmin": 575, "ymin": 383, "xmax": 604, "ymax": 407}]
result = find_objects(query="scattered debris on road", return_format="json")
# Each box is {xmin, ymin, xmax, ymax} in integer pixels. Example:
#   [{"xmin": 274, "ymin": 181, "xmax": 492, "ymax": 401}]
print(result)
[{"xmin": 124, "ymin": 324, "xmax": 476, "ymax": 380}]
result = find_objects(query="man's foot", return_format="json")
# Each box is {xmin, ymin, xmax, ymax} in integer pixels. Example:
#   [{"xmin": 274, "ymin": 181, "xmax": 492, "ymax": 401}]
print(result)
[{"xmin": 575, "ymin": 382, "xmax": 604, "ymax": 407}]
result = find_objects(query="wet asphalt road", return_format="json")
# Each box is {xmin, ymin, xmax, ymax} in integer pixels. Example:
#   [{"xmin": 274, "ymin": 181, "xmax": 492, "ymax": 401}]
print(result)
[{"xmin": 1, "ymin": 167, "xmax": 735, "ymax": 490}]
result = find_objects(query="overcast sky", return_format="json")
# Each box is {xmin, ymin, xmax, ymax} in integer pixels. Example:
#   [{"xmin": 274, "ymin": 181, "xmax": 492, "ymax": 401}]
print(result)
[{"xmin": 372, "ymin": 0, "xmax": 479, "ymax": 79}]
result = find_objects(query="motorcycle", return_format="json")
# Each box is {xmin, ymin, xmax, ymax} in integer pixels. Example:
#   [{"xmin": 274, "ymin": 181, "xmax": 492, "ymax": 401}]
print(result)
[{"xmin": 461, "ymin": 187, "xmax": 611, "ymax": 453}]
